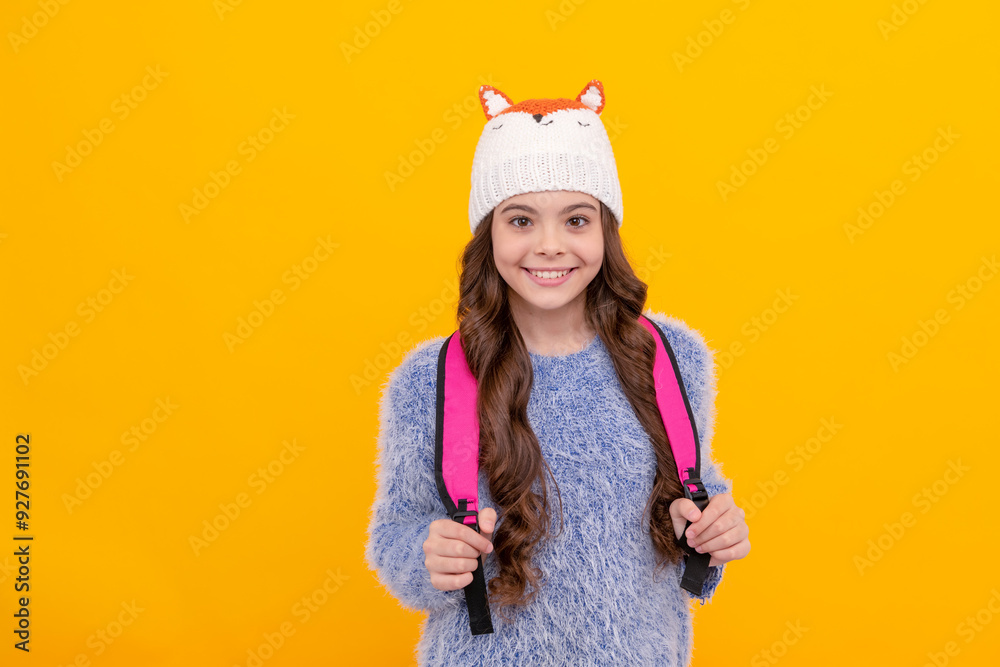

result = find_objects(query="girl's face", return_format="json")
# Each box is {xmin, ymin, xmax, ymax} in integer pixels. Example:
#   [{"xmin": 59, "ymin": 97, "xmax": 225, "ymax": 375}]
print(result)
[{"xmin": 491, "ymin": 190, "xmax": 604, "ymax": 319}]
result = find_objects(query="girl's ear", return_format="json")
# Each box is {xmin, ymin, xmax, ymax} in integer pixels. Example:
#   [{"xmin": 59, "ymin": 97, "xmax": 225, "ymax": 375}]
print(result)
[
  {"xmin": 575, "ymin": 79, "xmax": 606, "ymax": 115},
  {"xmin": 479, "ymin": 85, "xmax": 513, "ymax": 120}
]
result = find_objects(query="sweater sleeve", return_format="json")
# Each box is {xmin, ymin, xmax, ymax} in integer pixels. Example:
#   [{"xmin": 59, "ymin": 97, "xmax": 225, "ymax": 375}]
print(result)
[
  {"xmin": 364, "ymin": 338, "xmax": 464, "ymax": 614},
  {"xmin": 643, "ymin": 310, "xmax": 733, "ymax": 605}
]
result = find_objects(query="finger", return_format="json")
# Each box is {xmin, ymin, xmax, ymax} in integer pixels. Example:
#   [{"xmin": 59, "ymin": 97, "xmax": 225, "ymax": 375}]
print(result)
[
  {"xmin": 687, "ymin": 504, "xmax": 737, "ymax": 547},
  {"xmin": 428, "ymin": 529, "xmax": 490, "ymax": 560},
  {"xmin": 706, "ymin": 535, "xmax": 751, "ymax": 567},
  {"xmin": 431, "ymin": 571, "xmax": 475, "ymax": 592},
  {"xmin": 669, "ymin": 497, "xmax": 703, "ymax": 542},
  {"xmin": 685, "ymin": 493, "xmax": 734, "ymax": 542},
  {"xmin": 669, "ymin": 497, "xmax": 702, "ymax": 523},
  {"xmin": 425, "ymin": 529, "xmax": 477, "ymax": 560},
  {"xmin": 436, "ymin": 518, "xmax": 494, "ymax": 554},
  {"xmin": 426, "ymin": 553, "xmax": 481, "ymax": 576},
  {"xmin": 479, "ymin": 507, "xmax": 497, "ymax": 538},
  {"xmin": 692, "ymin": 520, "xmax": 750, "ymax": 556}
]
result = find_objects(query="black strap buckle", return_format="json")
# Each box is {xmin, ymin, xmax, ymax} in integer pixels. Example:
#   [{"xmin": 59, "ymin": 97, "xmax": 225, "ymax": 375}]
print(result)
[
  {"xmin": 451, "ymin": 499, "xmax": 480, "ymax": 530},
  {"xmin": 682, "ymin": 473, "xmax": 709, "ymax": 505}
]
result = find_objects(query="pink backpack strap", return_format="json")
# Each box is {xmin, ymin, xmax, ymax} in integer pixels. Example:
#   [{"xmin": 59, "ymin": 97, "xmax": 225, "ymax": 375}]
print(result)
[
  {"xmin": 638, "ymin": 315, "xmax": 714, "ymax": 594},
  {"xmin": 434, "ymin": 331, "xmax": 494, "ymax": 635}
]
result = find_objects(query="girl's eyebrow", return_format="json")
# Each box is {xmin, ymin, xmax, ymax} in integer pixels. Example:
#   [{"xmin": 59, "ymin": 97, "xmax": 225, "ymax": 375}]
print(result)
[{"xmin": 499, "ymin": 202, "xmax": 598, "ymax": 215}]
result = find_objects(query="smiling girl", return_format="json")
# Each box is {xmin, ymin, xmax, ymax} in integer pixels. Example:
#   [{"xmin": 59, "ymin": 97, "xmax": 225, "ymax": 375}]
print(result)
[{"xmin": 365, "ymin": 79, "xmax": 750, "ymax": 666}]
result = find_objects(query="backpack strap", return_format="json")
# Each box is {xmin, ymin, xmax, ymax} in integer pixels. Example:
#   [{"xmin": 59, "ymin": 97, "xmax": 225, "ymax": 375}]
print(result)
[
  {"xmin": 434, "ymin": 331, "xmax": 494, "ymax": 635},
  {"xmin": 637, "ymin": 315, "xmax": 714, "ymax": 596}
]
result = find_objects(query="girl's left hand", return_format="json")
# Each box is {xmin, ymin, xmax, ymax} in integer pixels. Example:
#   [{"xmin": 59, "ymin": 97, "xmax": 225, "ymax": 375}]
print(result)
[{"xmin": 668, "ymin": 492, "xmax": 750, "ymax": 567}]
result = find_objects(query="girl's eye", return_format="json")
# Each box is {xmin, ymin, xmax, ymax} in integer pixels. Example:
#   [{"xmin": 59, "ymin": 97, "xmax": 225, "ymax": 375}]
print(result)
[{"xmin": 509, "ymin": 215, "xmax": 589, "ymax": 228}]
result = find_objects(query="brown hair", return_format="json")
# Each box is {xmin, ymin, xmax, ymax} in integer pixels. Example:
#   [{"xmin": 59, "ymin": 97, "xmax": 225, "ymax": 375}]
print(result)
[{"xmin": 456, "ymin": 201, "xmax": 688, "ymax": 624}]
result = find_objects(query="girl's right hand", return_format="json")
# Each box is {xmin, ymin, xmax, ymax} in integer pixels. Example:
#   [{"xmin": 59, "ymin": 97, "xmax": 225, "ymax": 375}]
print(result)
[{"xmin": 423, "ymin": 507, "xmax": 497, "ymax": 591}]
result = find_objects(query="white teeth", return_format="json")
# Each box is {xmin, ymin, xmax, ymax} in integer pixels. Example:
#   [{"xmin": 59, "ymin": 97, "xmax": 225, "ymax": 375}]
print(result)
[{"xmin": 529, "ymin": 269, "xmax": 570, "ymax": 279}]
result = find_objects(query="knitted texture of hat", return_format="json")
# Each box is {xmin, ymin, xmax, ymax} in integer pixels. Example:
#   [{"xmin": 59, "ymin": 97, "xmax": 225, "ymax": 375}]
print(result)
[{"xmin": 468, "ymin": 79, "xmax": 623, "ymax": 233}]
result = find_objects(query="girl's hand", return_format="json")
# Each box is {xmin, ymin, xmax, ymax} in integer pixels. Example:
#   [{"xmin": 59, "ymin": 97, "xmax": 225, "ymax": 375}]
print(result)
[
  {"xmin": 669, "ymin": 492, "xmax": 750, "ymax": 567},
  {"xmin": 423, "ymin": 507, "xmax": 497, "ymax": 591}
]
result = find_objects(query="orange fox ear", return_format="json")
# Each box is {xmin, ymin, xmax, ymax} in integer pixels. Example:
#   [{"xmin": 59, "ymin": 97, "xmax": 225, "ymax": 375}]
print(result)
[
  {"xmin": 576, "ymin": 79, "xmax": 606, "ymax": 115},
  {"xmin": 479, "ymin": 85, "xmax": 513, "ymax": 120}
]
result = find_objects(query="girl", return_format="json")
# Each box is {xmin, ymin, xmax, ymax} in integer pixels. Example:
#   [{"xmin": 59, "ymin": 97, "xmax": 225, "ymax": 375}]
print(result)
[{"xmin": 366, "ymin": 79, "xmax": 750, "ymax": 666}]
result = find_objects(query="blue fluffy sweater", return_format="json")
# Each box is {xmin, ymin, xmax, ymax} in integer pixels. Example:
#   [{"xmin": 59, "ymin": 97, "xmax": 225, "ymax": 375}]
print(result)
[{"xmin": 365, "ymin": 309, "xmax": 733, "ymax": 666}]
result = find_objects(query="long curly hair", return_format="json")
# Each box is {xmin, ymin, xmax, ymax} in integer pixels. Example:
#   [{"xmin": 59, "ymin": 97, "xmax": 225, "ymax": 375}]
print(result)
[{"xmin": 456, "ymin": 201, "xmax": 688, "ymax": 624}]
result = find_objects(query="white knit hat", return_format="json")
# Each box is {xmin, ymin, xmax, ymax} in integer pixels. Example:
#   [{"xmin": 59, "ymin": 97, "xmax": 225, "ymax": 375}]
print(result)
[{"xmin": 468, "ymin": 79, "xmax": 623, "ymax": 234}]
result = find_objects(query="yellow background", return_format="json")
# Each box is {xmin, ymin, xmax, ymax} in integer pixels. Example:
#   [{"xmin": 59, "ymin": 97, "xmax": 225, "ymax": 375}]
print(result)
[{"xmin": 2, "ymin": 0, "xmax": 998, "ymax": 665}]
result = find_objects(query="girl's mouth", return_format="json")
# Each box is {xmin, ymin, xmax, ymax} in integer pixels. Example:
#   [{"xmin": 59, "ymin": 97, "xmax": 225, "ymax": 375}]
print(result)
[{"xmin": 523, "ymin": 267, "xmax": 576, "ymax": 286}]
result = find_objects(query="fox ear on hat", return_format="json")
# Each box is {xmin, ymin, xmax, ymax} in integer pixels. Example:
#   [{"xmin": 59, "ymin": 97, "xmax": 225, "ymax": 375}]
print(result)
[
  {"xmin": 575, "ymin": 79, "xmax": 606, "ymax": 115},
  {"xmin": 478, "ymin": 85, "xmax": 514, "ymax": 120}
]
